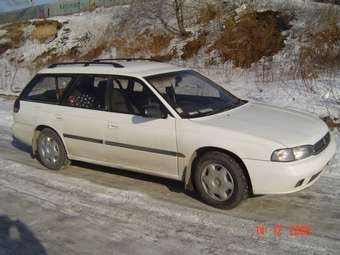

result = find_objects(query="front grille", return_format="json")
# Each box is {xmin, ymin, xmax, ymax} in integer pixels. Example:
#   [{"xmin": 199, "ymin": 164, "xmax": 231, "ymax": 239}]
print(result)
[
  {"xmin": 313, "ymin": 132, "xmax": 330, "ymax": 155},
  {"xmin": 308, "ymin": 171, "xmax": 322, "ymax": 184},
  {"xmin": 295, "ymin": 179, "xmax": 305, "ymax": 187}
]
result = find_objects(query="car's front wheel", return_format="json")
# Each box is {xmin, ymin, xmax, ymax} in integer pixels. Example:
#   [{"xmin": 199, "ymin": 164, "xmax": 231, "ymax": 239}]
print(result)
[
  {"xmin": 193, "ymin": 151, "xmax": 249, "ymax": 209},
  {"xmin": 37, "ymin": 128, "xmax": 70, "ymax": 170}
]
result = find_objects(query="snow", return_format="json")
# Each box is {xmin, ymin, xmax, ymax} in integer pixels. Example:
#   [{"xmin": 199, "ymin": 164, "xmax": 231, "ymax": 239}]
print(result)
[
  {"xmin": 0, "ymin": 30, "xmax": 6, "ymax": 37},
  {"xmin": 0, "ymin": 99, "xmax": 12, "ymax": 128},
  {"xmin": 328, "ymin": 131, "xmax": 340, "ymax": 177},
  {"xmin": 226, "ymin": 77, "xmax": 340, "ymax": 119},
  {"xmin": 0, "ymin": 6, "xmax": 128, "ymax": 95},
  {"xmin": 0, "ymin": 151, "xmax": 339, "ymax": 254}
]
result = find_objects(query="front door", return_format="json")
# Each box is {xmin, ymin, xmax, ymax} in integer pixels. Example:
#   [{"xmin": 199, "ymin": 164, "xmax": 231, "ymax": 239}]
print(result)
[{"xmin": 104, "ymin": 77, "xmax": 179, "ymax": 179}]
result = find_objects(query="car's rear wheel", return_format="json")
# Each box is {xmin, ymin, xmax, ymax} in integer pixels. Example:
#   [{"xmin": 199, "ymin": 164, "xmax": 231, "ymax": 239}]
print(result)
[
  {"xmin": 37, "ymin": 128, "xmax": 69, "ymax": 170},
  {"xmin": 193, "ymin": 151, "xmax": 248, "ymax": 209}
]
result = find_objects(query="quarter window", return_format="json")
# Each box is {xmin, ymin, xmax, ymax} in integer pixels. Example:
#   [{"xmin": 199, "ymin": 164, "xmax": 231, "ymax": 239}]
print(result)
[{"xmin": 25, "ymin": 75, "xmax": 72, "ymax": 103}]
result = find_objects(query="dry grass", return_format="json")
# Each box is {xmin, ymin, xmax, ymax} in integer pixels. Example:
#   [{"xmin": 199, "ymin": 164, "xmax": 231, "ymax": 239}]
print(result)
[
  {"xmin": 322, "ymin": 116, "xmax": 340, "ymax": 130},
  {"xmin": 1, "ymin": 21, "xmax": 29, "ymax": 51},
  {"xmin": 181, "ymin": 31, "xmax": 207, "ymax": 60},
  {"xmin": 212, "ymin": 10, "xmax": 292, "ymax": 68},
  {"xmin": 31, "ymin": 20, "xmax": 62, "ymax": 43},
  {"xmin": 34, "ymin": 50, "xmax": 65, "ymax": 69},
  {"xmin": 0, "ymin": 20, "xmax": 62, "ymax": 55},
  {"xmin": 79, "ymin": 44, "xmax": 107, "ymax": 61},
  {"xmin": 112, "ymin": 32, "xmax": 173, "ymax": 57},
  {"xmin": 154, "ymin": 48, "xmax": 178, "ymax": 61},
  {"xmin": 299, "ymin": 23, "xmax": 340, "ymax": 79},
  {"xmin": 34, "ymin": 46, "xmax": 80, "ymax": 69},
  {"xmin": 198, "ymin": 3, "xmax": 219, "ymax": 24}
]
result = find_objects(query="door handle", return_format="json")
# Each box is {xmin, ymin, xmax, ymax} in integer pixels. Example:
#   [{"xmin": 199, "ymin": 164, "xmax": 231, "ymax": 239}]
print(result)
[
  {"xmin": 55, "ymin": 114, "xmax": 63, "ymax": 120},
  {"xmin": 107, "ymin": 123, "xmax": 118, "ymax": 129}
]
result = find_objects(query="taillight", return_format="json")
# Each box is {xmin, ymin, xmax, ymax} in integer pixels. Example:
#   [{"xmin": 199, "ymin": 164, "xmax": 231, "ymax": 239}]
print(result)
[{"xmin": 13, "ymin": 99, "xmax": 20, "ymax": 113}]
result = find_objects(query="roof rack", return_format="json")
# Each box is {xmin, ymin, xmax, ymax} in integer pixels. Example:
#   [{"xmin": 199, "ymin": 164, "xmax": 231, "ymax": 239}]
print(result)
[
  {"xmin": 48, "ymin": 61, "xmax": 124, "ymax": 68},
  {"xmin": 93, "ymin": 58, "xmax": 163, "ymax": 62}
]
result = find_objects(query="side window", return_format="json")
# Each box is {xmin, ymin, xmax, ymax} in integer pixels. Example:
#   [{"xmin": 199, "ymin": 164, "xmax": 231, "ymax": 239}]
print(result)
[
  {"xmin": 25, "ymin": 75, "xmax": 72, "ymax": 103},
  {"xmin": 110, "ymin": 78, "xmax": 162, "ymax": 116},
  {"xmin": 132, "ymin": 81, "xmax": 143, "ymax": 92},
  {"xmin": 56, "ymin": 76, "xmax": 72, "ymax": 100},
  {"xmin": 64, "ymin": 75, "xmax": 108, "ymax": 111},
  {"xmin": 112, "ymin": 78, "xmax": 129, "ymax": 89}
]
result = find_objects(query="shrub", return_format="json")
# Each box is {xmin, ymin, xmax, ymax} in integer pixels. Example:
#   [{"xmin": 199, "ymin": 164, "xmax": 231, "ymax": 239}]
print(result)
[
  {"xmin": 198, "ymin": 3, "xmax": 219, "ymax": 24},
  {"xmin": 112, "ymin": 32, "xmax": 173, "ymax": 57},
  {"xmin": 31, "ymin": 20, "xmax": 62, "ymax": 43},
  {"xmin": 1, "ymin": 22, "xmax": 28, "ymax": 51},
  {"xmin": 212, "ymin": 10, "xmax": 292, "ymax": 68},
  {"xmin": 154, "ymin": 48, "xmax": 178, "ymax": 61},
  {"xmin": 299, "ymin": 23, "xmax": 340, "ymax": 79},
  {"xmin": 181, "ymin": 31, "xmax": 207, "ymax": 60},
  {"xmin": 79, "ymin": 44, "xmax": 107, "ymax": 61}
]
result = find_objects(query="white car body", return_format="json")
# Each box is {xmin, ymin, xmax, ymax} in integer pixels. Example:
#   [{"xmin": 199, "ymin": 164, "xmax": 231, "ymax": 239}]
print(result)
[{"xmin": 12, "ymin": 60, "xmax": 336, "ymax": 196}]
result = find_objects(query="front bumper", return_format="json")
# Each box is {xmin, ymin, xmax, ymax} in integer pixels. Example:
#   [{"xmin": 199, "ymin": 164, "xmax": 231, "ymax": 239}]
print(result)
[{"xmin": 244, "ymin": 137, "xmax": 336, "ymax": 194}]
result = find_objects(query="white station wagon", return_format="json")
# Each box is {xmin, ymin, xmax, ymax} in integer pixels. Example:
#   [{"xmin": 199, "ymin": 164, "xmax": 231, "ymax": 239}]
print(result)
[{"xmin": 12, "ymin": 59, "xmax": 336, "ymax": 209}]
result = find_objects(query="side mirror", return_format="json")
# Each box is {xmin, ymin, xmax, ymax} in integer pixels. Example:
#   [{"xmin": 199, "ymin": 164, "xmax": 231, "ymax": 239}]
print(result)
[{"xmin": 144, "ymin": 104, "xmax": 167, "ymax": 119}]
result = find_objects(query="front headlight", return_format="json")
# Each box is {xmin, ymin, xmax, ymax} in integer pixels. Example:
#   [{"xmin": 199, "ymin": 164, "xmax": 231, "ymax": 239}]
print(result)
[
  {"xmin": 271, "ymin": 145, "xmax": 313, "ymax": 162},
  {"xmin": 292, "ymin": 145, "xmax": 314, "ymax": 160}
]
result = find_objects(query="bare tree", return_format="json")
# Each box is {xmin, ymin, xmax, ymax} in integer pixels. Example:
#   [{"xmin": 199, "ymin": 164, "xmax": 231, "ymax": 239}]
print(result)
[
  {"xmin": 122, "ymin": 0, "xmax": 189, "ymax": 36},
  {"xmin": 173, "ymin": 0, "xmax": 188, "ymax": 36}
]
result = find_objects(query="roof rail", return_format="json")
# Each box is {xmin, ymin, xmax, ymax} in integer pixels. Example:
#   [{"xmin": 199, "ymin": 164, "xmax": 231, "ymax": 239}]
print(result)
[
  {"xmin": 48, "ymin": 61, "xmax": 124, "ymax": 68},
  {"xmin": 93, "ymin": 58, "xmax": 163, "ymax": 62}
]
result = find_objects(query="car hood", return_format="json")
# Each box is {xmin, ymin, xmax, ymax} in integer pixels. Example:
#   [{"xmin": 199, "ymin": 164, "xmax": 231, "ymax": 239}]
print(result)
[{"xmin": 193, "ymin": 102, "xmax": 329, "ymax": 147}]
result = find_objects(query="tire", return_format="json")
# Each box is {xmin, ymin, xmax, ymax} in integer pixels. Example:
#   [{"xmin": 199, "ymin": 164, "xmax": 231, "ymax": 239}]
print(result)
[
  {"xmin": 193, "ymin": 151, "xmax": 249, "ymax": 209},
  {"xmin": 37, "ymin": 128, "xmax": 70, "ymax": 170}
]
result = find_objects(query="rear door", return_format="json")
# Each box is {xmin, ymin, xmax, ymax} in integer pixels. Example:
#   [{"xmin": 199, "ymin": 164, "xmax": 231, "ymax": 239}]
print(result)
[
  {"xmin": 58, "ymin": 74, "xmax": 112, "ymax": 162},
  {"xmin": 104, "ymin": 77, "xmax": 179, "ymax": 179}
]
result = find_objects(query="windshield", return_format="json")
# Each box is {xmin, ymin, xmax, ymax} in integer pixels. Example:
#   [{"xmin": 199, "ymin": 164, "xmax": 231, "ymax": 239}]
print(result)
[{"xmin": 146, "ymin": 70, "xmax": 246, "ymax": 118}]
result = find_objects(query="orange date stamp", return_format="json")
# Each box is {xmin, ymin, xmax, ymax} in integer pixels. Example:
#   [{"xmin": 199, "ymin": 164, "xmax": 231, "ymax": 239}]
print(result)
[{"xmin": 256, "ymin": 224, "xmax": 312, "ymax": 237}]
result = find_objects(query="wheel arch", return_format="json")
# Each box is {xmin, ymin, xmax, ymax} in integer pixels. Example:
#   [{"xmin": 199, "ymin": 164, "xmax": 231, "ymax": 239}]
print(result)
[
  {"xmin": 184, "ymin": 146, "xmax": 253, "ymax": 195},
  {"xmin": 32, "ymin": 125, "xmax": 67, "ymax": 156}
]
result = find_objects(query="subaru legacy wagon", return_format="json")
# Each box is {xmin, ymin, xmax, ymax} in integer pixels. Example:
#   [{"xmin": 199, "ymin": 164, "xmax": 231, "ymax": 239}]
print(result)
[{"xmin": 12, "ymin": 59, "xmax": 336, "ymax": 209}]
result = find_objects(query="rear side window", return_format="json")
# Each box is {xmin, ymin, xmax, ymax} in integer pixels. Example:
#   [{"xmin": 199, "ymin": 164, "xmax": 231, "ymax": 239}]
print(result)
[
  {"xmin": 63, "ymin": 75, "xmax": 109, "ymax": 111},
  {"xmin": 24, "ymin": 75, "xmax": 72, "ymax": 104}
]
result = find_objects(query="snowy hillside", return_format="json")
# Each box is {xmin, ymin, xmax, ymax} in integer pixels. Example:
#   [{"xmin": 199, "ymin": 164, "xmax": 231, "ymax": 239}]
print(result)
[{"xmin": 0, "ymin": 0, "xmax": 339, "ymax": 121}]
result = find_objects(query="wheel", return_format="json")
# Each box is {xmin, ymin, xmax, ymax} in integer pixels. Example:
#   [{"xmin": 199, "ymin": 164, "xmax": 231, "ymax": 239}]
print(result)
[
  {"xmin": 193, "ymin": 151, "xmax": 249, "ymax": 209},
  {"xmin": 37, "ymin": 128, "xmax": 70, "ymax": 170}
]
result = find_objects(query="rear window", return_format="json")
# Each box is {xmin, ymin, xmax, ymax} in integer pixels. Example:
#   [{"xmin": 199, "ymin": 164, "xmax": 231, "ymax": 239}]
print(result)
[{"xmin": 23, "ymin": 74, "xmax": 73, "ymax": 104}]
